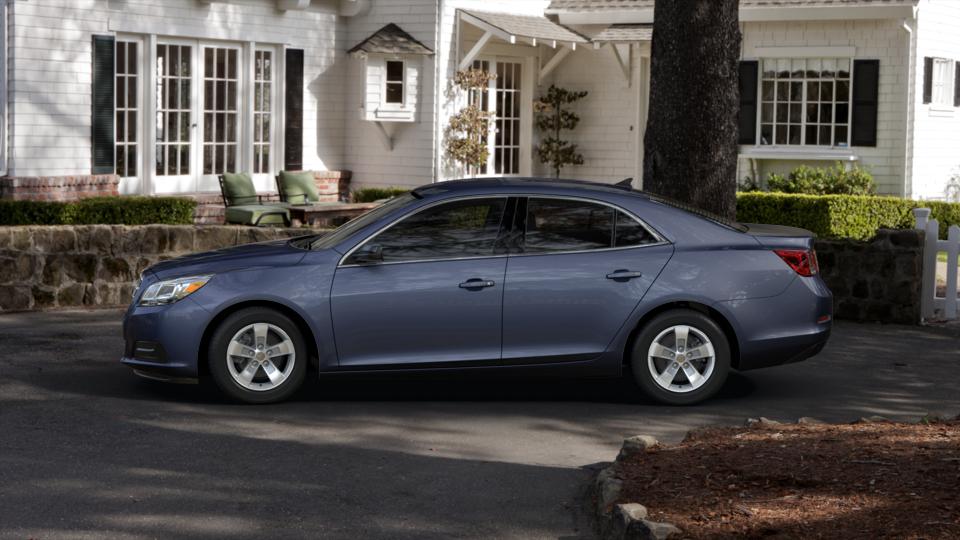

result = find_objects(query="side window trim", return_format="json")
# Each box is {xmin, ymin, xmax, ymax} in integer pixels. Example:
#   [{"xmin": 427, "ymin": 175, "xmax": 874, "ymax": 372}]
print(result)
[
  {"xmin": 511, "ymin": 195, "xmax": 667, "ymax": 257},
  {"xmin": 340, "ymin": 195, "xmax": 511, "ymax": 267}
]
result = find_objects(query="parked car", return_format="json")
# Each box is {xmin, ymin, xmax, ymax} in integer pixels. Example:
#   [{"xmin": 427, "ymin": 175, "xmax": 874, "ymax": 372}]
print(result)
[{"xmin": 122, "ymin": 178, "xmax": 832, "ymax": 405}]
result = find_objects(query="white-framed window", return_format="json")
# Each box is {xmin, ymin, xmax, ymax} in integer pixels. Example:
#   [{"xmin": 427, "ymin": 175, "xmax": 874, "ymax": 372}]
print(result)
[
  {"xmin": 384, "ymin": 60, "xmax": 404, "ymax": 105},
  {"xmin": 932, "ymin": 58, "xmax": 956, "ymax": 107},
  {"xmin": 115, "ymin": 40, "xmax": 140, "ymax": 179},
  {"xmin": 471, "ymin": 58, "xmax": 522, "ymax": 176},
  {"xmin": 759, "ymin": 58, "xmax": 852, "ymax": 147},
  {"xmin": 114, "ymin": 36, "xmax": 282, "ymax": 193}
]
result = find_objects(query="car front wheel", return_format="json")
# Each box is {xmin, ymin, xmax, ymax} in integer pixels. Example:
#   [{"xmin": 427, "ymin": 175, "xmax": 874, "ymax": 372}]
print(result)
[
  {"xmin": 208, "ymin": 307, "xmax": 307, "ymax": 404},
  {"xmin": 630, "ymin": 309, "xmax": 730, "ymax": 405}
]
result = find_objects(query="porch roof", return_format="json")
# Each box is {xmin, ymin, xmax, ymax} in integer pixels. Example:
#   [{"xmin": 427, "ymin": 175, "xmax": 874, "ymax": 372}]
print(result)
[
  {"xmin": 546, "ymin": 0, "xmax": 916, "ymax": 11},
  {"xmin": 459, "ymin": 9, "xmax": 588, "ymax": 48},
  {"xmin": 348, "ymin": 23, "xmax": 434, "ymax": 56},
  {"xmin": 591, "ymin": 24, "xmax": 652, "ymax": 43}
]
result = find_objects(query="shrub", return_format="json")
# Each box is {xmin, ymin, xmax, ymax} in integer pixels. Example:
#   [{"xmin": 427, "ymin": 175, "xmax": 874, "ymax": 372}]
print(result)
[
  {"xmin": 351, "ymin": 187, "xmax": 409, "ymax": 203},
  {"xmin": 0, "ymin": 197, "xmax": 197, "ymax": 226},
  {"xmin": 766, "ymin": 163, "xmax": 874, "ymax": 195},
  {"xmin": 735, "ymin": 192, "xmax": 960, "ymax": 240}
]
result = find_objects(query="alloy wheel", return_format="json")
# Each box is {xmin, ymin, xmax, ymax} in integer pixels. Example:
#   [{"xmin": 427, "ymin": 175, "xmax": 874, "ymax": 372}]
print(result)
[
  {"xmin": 226, "ymin": 323, "xmax": 297, "ymax": 392},
  {"xmin": 646, "ymin": 324, "xmax": 716, "ymax": 394}
]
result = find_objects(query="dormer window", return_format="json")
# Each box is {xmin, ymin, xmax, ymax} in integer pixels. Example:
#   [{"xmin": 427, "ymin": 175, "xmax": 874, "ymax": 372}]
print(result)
[
  {"xmin": 349, "ymin": 23, "xmax": 433, "ymax": 123},
  {"xmin": 385, "ymin": 60, "xmax": 404, "ymax": 105}
]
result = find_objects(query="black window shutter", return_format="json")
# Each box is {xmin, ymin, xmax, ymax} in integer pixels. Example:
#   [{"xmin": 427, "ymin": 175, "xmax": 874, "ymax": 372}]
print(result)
[
  {"xmin": 954, "ymin": 61, "xmax": 960, "ymax": 107},
  {"xmin": 284, "ymin": 48, "xmax": 305, "ymax": 171},
  {"xmin": 922, "ymin": 57, "xmax": 933, "ymax": 104},
  {"xmin": 851, "ymin": 60, "xmax": 879, "ymax": 147},
  {"xmin": 91, "ymin": 35, "xmax": 116, "ymax": 175},
  {"xmin": 738, "ymin": 61, "xmax": 759, "ymax": 145}
]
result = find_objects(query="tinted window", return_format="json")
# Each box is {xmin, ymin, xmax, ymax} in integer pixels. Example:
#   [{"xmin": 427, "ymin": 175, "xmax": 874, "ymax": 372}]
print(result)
[
  {"xmin": 349, "ymin": 198, "xmax": 507, "ymax": 263},
  {"xmin": 308, "ymin": 193, "xmax": 416, "ymax": 250},
  {"xmin": 523, "ymin": 198, "xmax": 614, "ymax": 253},
  {"xmin": 615, "ymin": 211, "xmax": 659, "ymax": 247}
]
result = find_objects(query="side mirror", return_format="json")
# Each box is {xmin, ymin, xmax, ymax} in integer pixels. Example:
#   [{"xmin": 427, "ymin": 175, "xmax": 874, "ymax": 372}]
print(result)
[{"xmin": 350, "ymin": 244, "xmax": 383, "ymax": 265}]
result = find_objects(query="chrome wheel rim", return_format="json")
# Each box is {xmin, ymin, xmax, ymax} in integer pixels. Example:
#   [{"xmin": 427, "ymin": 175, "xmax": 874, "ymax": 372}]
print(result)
[
  {"xmin": 647, "ymin": 325, "xmax": 716, "ymax": 394},
  {"xmin": 226, "ymin": 323, "xmax": 296, "ymax": 392}
]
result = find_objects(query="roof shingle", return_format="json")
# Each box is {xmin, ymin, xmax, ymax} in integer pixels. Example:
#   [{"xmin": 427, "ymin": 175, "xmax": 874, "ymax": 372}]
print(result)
[
  {"xmin": 348, "ymin": 23, "xmax": 433, "ymax": 56},
  {"xmin": 461, "ymin": 10, "xmax": 588, "ymax": 44}
]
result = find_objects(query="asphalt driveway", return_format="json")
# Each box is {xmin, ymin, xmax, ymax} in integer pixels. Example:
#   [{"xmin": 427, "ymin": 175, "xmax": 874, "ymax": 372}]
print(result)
[{"xmin": 1, "ymin": 309, "xmax": 958, "ymax": 539}]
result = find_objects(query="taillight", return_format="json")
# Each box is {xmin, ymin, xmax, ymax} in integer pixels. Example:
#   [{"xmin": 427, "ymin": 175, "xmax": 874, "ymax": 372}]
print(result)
[{"xmin": 774, "ymin": 249, "xmax": 818, "ymax": 277}]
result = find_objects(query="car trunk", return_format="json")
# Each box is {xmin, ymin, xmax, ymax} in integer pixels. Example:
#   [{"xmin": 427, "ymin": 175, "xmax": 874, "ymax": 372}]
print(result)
[{"xmin": 742, "ymin": 223, "xmax": 816, "ymax": 250}]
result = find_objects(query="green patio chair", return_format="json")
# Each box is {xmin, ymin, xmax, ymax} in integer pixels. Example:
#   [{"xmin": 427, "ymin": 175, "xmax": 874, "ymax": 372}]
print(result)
[
  {"xmin": 218, "ymin": 172, "xmax": 291, "ymax": 227},
  {"xmin": 276, "ymin": 170, "xmax": 322, "ymax": 205}
]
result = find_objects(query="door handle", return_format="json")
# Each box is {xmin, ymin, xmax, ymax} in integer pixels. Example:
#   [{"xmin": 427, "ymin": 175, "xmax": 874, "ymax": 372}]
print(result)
[
  {"xmin": 459, "ymin": 278, "xmax": 496, "ymax": 289},
  {"xmin": 606, "ymin": 270, "xmax": 643, "ymax": 280}
]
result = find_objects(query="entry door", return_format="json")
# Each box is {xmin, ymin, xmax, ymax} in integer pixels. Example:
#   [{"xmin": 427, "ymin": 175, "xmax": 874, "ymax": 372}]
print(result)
[
  {"xmin": 502, "ymin": 197, "xmax": 674, "ymax": 364},
  {"xmin": 472, "ymin": 58, "xmax": 530, "ymax": 176},
  {"xmin": 154, "ymin": 42, "xmax": 195, "ymax": 193},
  {"xmin": 152, "ymin": 42, "xmax": 243, "ymax": 193},
  {"xmin": 330, "ymin": 197, "xmax": 510, "ymax": 367}
]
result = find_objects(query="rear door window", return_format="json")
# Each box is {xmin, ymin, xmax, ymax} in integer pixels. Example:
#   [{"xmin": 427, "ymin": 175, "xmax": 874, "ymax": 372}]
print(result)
[{"xmin": 523, "ymin": 198, "xmax": 614, "ymax": 253}]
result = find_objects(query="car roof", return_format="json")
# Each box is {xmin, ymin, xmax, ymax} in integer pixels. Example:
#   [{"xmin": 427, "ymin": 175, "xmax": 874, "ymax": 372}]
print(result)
[{"xmin": 411, "ymin": 177, "xmax": 650, "ymax": 199}]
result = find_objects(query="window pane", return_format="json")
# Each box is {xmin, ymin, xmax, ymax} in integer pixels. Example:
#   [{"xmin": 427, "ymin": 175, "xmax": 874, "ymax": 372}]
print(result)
[
  {"xmin": 386, "ymin": 60, "xmax": 403, "ymax": 82},
  {"xmin": 805, "ymin": 125, "xmax": 818, "ymax": 145},
  {"xmin": 761, "ymin": 103, "xmax": 774, "ymax": 122},
  {"xmin": 835, "ymin": 125, "xmax": 848, "ymax": 146},
  {"xmin": 524, "ymin": 198, "xmax": 614, "ymax": 253},
  {"xmin": 789, "ymin": 125, "xmax": 801, "ymax": 145},
  {"xmin": 386, "ymin": 82, "xmax": 403, "ymax": 104},
  {"xmin": 762, "ymin": 81, "xmax": 774, "ymax": 101},
  {"xmin": 354, "ymin": 198, "xmax": 507, "ymax": 262},
  {"xmin": 760, "ymin": 124, "xmax": 773, "ymax": 145},
  {"xmin": 615, "ymin": 211, "xmax": 657, "ymax": 247}
]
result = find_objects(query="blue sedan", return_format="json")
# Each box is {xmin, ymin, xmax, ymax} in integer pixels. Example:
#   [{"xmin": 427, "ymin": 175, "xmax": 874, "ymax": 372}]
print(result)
[{"xmin": 122, "ymin": 178, "xmax": 832, "ymax": 405}]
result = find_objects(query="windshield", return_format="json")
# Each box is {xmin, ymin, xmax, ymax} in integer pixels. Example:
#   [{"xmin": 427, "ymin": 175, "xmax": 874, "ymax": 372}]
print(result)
[
  {"xmin": 296, "ymin": 194, "xmax": 418, "ymax": 251},
  {"xmin": 643, "ymin": 192, "xmax": 748, "ymax": 233}
]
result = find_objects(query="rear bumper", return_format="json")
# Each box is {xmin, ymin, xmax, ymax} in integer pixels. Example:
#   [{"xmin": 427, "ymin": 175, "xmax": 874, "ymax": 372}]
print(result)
[{"xmin": 719, "ymin": 275, "xmax": 833, "ymax": 371}]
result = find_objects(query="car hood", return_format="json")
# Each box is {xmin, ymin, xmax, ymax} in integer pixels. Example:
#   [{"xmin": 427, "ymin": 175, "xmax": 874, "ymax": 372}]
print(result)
[{"xmin": 147, "ymin": 239, "xmax": 308, "ymax": 280}]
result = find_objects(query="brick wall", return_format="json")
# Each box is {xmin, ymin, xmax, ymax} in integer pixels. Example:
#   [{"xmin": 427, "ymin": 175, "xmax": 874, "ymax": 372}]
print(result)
[{"xmin": 0, "ymin": 174, "xmax": 120, "ymax": 201}]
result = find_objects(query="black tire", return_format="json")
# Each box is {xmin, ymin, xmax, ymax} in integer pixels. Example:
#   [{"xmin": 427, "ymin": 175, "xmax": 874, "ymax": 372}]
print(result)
[
  {"xmin": 630, "ymin": 309, "xmax": 731, "ymax": 405},
  {"xmin": 207, "ymin": 307, "xmax": 307, "ymax": 404}
]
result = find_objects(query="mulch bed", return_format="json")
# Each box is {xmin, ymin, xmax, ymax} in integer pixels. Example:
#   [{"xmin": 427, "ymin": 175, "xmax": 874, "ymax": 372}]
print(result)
[{"xmin": 615, "ymin": 419, "xmax": 960, "ymax": 539}]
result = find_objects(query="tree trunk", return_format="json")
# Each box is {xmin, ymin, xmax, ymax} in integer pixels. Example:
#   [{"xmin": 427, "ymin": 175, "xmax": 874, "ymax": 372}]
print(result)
[{"xmin": 642, "ymin": 0, "xmax": 741, "ymax": 219}]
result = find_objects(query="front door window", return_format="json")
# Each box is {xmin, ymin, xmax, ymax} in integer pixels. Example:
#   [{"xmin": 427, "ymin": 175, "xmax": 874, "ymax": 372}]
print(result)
[{"xmin": 347, "ymin": 198, "xmax": 509, "ymax": 264}]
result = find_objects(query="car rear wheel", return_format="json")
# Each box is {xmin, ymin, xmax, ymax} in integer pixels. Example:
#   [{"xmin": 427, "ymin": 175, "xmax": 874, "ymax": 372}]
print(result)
[
  {"xmin": 630, "ymin": 309, "xmax": 730, "ymax": 405},
  {"xmin": 208, "ymin": 307, "xmax": 307, "ymax": 404}
]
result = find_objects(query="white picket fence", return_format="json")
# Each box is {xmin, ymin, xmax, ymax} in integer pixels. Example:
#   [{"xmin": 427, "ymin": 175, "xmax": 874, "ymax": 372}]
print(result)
[{"xmin": 914, "ymin": 207, "xmax": 960, "ymax": 321}]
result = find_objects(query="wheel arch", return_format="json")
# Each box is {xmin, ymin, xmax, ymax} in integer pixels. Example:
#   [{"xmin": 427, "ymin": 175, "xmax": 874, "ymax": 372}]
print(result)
[
  {"xmin": 623, "ymin": 301, "xmax": 741, "ymax": 369},
  {"xmin": 198, "ymin": 300, "xmax": 321, "ymax": 378}
]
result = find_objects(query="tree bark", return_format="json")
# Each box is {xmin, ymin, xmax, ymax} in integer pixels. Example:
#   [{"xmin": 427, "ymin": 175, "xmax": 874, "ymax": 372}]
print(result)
[{"xmin": 642, "ymin": 0, "xmax": 742, "ymax": 219}]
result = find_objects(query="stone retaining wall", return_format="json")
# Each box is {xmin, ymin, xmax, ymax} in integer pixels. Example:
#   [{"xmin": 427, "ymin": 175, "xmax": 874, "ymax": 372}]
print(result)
[
  {"xmin": 0, "ymin": 175, "xmax": 120, "ymax": 201},
  {"xmin": 0, "ymin": 226, "xmax": 926, "ymax": 323},
  {"xmin": 0, "ymin": 225, "xmax": 323, "ymax": 312},
  {"xmin": 815, "ymin": 229, "xmax": 923, "ymax": 324}
]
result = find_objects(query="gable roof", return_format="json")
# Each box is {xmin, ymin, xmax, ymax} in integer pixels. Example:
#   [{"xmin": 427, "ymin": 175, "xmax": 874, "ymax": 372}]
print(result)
[
  {"xmin": 546, "ymin": 0, "xmax": 916, "ymax": 12},
  {"xmin": 591, "ymin": 24, "xmax": 652, "ymax": 43},
  {"xmin": 348, "ymin": 23, "xmax": 433, "ymax": 56},
  {"xmin": 460, "ymin": 10, "xmax": 589, "ymax": 45}
]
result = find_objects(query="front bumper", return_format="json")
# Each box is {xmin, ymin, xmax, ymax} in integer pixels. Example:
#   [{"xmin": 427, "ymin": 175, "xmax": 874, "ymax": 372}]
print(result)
[{"xmin": 121, "ymin": 296, "xmax": 211, "ymax": 380}]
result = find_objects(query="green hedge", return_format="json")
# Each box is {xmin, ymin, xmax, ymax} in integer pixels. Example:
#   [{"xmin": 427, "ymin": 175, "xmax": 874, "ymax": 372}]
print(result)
[
  {"xmin": 0, "ymin": 197, "xmax": 197, "ymax": 226},
  {"xmin": 352, "ymin": 187, "xmax": 410, "ymax": 203},
  {"xmin": 736, "ymin": 192, "xmax": 960, "ymax": 240}
]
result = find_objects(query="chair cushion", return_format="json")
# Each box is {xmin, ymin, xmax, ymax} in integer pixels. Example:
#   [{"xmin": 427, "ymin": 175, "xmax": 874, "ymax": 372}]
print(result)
[
  {"xmin": 221, "ymin": 172, "xmax": 258, "ymax": 206},
  {"xmin": 224, "ymin": 205, "xmax": 290, "ymax": 226},
  {"xmin": 278, "ymin": 171, "xmax": 319, "ymax": 204}
]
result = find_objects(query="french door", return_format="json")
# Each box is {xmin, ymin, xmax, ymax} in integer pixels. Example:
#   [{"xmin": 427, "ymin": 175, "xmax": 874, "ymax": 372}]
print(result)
[
  {"xmin": 471, "ymin": 58, "xmax": 531, "ymax": 177},
  {"xmin": 148, "ymin": 40, "xmax": 277, "ymax": 194}
]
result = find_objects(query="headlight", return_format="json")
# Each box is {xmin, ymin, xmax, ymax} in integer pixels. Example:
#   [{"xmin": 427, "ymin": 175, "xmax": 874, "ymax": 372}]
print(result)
[{"xmin": 139, "ymin": 275, "xmax": 213, "ymax": 306}]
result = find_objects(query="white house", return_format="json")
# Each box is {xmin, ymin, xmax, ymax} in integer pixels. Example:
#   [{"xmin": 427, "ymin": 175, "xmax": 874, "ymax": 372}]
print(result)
[{"xmin": 0, "ymin": 0, "xmax": 958, "ymax": 202}]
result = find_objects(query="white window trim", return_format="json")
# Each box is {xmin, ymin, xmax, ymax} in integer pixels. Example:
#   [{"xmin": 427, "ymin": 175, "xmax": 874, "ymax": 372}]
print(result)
[
  {"xmin": 119, "ymin": 33, "xmax": 284, "ymax": 194},
  {"xmin": 752, "ymin": 56, "xmax": 855, "ymax": 149},
  {"xmin": 382, "ymin": 59, "xmax": 406, "ymax": 108},
  {"xmin": 930, "ymin": 57, "xmax": 956, "ymax": 112}
]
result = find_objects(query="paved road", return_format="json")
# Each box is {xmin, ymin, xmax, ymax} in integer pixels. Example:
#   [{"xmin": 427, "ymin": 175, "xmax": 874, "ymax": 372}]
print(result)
[{"xmin": 1, "ymin": 309, "xmax": 958, "ymax": 539}]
